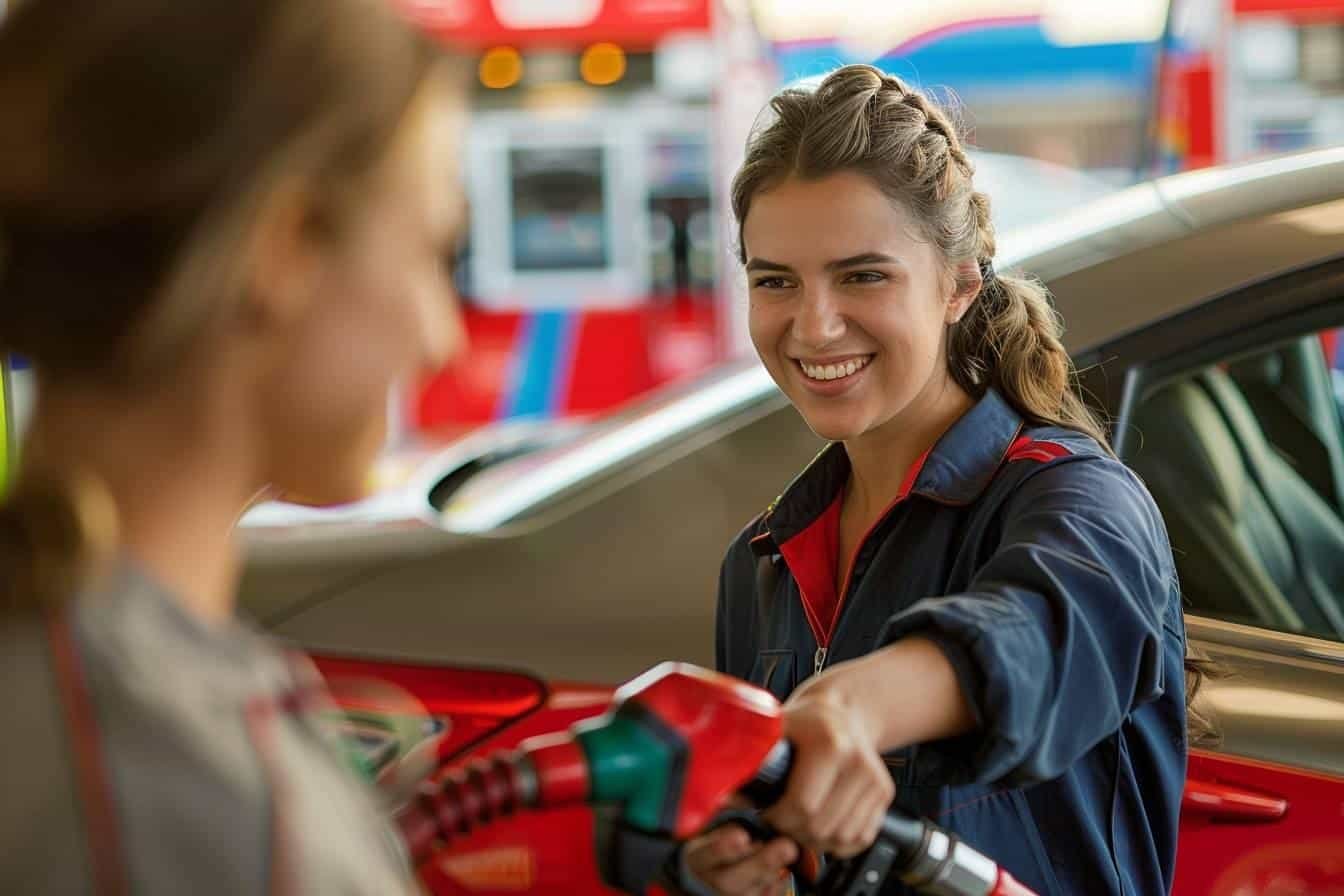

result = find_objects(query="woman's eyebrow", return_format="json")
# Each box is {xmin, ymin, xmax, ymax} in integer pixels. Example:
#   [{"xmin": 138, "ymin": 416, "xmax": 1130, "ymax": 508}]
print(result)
[
  {"xmin": 825, "ymin": 252, "xmax": 900, "ymax": 270},
  {"xmin": 745, "ymin": 257, "xmax": 793, "ymax": 273}
]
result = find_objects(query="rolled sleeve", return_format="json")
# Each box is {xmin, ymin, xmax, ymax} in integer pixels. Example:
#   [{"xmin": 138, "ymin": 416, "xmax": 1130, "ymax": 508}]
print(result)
[{"xmin": 879, "ymin": 457, "xmax": 1177, "ymax": 786}]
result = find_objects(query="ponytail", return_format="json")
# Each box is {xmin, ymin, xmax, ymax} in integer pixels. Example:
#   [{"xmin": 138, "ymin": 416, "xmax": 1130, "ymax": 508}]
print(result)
[
  {"xmin": 947, "ymin": 266, "xmax": 1111, "ymax": 451},
  {"xmin": 0, "ymin": 467, "xmax": 117, "ymax": 616}
]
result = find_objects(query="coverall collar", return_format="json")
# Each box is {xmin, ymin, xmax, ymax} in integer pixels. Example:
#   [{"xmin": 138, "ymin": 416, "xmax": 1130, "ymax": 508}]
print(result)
[{"xmin": 757, "ymin": 387, "xmax": 1024, "ymax": 551}]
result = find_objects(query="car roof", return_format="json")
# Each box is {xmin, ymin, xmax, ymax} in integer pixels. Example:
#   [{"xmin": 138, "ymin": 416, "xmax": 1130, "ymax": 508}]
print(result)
[{"xmin": 1005, "ymin": 146, "xmax": 1344, "ymax": 352}]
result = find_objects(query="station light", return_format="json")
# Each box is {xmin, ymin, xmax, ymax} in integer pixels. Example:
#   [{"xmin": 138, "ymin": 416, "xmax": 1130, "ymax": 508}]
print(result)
[
  {"xmin": 751, "ymin": 0, "xmax": 1167, "ymax": 56},
  {"xmin": 494, "ymin": 0, "xmax": 602, "ymax": 29},
  {"xmin": 479, "ymin": 46, "xmax": 523, "ymax": 90},
  {"xmin": 580, "ymin": 43, "xmax": 627, "ymax": 86},
  {"xmin": 1041, "ymin": 0, "xmax": 1166, "ymax": 47}
]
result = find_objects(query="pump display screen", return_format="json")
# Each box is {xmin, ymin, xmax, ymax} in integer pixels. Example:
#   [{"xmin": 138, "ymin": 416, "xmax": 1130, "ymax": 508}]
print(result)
[{"xmin": 509, "ymin": 146, "xmax": 608, "ymax": 272}]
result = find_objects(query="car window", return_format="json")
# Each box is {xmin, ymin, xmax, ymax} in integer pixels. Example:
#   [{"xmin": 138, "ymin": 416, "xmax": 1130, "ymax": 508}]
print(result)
[{"xmin": 1125, "ymin": 326, "xmax": 1344, "ymax": 643}]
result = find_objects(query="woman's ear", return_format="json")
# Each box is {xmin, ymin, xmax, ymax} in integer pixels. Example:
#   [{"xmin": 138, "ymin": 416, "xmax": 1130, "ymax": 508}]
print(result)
[
  {"xmin": 945, "ymin": 259, "xmax": 982, "ymax": 324},
  {"xmin": 244, "ymin": 182, "xmax": 324, "ymax": 332}
]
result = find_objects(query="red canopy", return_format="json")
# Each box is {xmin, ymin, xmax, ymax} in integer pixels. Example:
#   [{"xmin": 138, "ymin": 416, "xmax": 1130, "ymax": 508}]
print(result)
[
  {"xmin": 396, "ymin": 0, "xmax": 710, "ymax": 50},
  {"xmin": 1236, "ymin": 0, "xmax": 1344, "ymax": 22}
]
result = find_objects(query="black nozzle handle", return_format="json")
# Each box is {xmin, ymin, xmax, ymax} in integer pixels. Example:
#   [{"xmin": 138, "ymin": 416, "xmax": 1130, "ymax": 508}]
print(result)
[
  {"xmin": 736, "ymin": 741, "xmax": 948, "ymax": 879},
  {"xmin": 731, "ymin": 740, "xmax": 1028, "ymax": 896},
  {"xmin": 739, "ymin": 740, "xmax": 794, "ymax": 808}
]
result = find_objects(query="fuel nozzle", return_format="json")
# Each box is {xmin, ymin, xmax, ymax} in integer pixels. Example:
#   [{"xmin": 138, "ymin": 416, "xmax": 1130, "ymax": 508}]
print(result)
[{"xmin": 396, "ymin": 662, "xmax": 783, "ymax": 863}]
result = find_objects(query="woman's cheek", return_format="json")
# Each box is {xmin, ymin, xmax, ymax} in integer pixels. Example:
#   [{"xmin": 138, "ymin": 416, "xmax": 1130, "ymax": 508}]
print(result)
[
  {"xmin": 747, "ymin": 302, "xmax": 786, "ymax": 359},
  {"xmin": 411, "ymin": 269, "xmax": 463, "ymax": 370}
]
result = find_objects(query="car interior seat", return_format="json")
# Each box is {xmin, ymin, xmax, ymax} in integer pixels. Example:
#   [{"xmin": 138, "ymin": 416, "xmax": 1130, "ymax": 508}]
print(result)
[
  {"xmin": 1129, "ymin": 369, "xmax": 1344, "ymax": 638},
  {"xmin": 1228, "ymin": 335, "xmax": 1344, "ymax": 515}
]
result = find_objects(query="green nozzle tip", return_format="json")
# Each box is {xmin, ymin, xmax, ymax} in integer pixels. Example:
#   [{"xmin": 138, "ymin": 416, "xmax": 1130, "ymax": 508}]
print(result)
[{"xmin": 575, "ymin": 712, "xmax": 678, "ymax": 834}]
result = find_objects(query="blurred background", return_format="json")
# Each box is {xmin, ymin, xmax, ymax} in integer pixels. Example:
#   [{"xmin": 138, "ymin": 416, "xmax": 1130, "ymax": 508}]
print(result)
[
  {"xmin": 11, "ymin": 0, "xmax": 1344, "ymax": 466},
  {"xmin": 393, "ymin": 0, "xmax": 1344, "ymax": 443}
]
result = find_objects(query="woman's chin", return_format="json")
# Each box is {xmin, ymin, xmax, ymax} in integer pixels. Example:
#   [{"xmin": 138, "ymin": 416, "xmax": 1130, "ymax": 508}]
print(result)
[
  {"xmin": 798, "ymin": 409, "xmax": 867, "ymax": 443},
  {"xmin": 274, "ymin": 470, "xmax": 375, "ymax": 508}
]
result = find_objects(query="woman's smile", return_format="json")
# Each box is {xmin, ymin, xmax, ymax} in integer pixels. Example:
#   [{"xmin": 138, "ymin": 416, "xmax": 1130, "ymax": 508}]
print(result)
[{"xmin": 793, "ymin": 353, "xmax": 875, "ymax": 396}]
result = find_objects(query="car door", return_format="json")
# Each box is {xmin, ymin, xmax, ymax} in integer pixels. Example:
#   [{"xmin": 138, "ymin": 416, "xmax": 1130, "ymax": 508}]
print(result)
[{"xmin": 1085, "ymin": 259, "xmax": 1344, "ymax": 895}]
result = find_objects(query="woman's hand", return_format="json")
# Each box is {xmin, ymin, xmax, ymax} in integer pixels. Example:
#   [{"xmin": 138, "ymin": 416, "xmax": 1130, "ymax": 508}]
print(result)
[
  {"xmin": 759, "ymin": 664, "xmax": 895, "ymax": 858},
  {"xmin": 757, "ymin": 638, "xmax": 975, "ymax": 857},
  {"xmin": 682, "ymin": 823, "xmax": 797, "ymax": 896}
]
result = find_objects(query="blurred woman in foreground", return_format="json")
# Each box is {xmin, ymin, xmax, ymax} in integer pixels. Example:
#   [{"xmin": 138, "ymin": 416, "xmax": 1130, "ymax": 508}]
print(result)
[{"xmin": 0, "ymin": 1, "xmax": 465, "ymax": 891}]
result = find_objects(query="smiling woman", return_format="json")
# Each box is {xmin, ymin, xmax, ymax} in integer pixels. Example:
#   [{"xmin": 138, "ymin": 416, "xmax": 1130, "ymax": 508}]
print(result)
[
  {"xmin": 733, "ymin": 73, "xmax": 1108, "ymax": 453},
  {"xmin": 660, "ymin": 64, "xmax": 1193, "ymax": 896}
]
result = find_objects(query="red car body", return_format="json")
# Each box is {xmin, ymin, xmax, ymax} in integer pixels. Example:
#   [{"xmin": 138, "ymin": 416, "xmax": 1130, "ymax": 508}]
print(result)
[{"xmin": 312, "ymin": 652, "xmax": 1344, "ymax": 896}]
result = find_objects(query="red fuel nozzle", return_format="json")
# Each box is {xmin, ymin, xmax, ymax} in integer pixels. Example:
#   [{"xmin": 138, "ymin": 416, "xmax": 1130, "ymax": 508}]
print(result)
[{"xmin": 395, "ymin": 663, "xmax": 782, "ymax": 863}]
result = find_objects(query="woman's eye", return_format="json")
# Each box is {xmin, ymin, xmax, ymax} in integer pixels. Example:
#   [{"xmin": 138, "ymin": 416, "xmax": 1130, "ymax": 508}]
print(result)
[
  {"xmin": 752, "ymin": 277, "xmax": 792, "ymax": 290},
  {"xmin": 845, "ymin": 271, "xmax": 885, "ymax": 284}
]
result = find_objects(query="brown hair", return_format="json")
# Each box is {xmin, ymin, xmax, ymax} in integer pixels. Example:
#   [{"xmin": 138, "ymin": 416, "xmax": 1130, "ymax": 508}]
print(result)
[
  {"xmin": 0, "ymin": 0, "xmax": 454, "ymax": 612},
  {"xmin": 732, "ymin": 64, "xmax": 1219, "ymax": 742},
  {"xmin": 731, "ymin": 63, "xmax": 1109, "ymax": 447}
]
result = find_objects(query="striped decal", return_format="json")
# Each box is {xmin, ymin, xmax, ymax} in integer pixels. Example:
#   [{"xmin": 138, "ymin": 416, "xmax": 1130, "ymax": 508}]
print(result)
[
  {"xmin": 502, "ymin": 311, "xmax": 577, "ymax": 419},
  {"xmin": 245, "ymin": 700, "xmax": 293, "ymax": 896},
  {"xmin": 1006, "ymin": 436, "xmax": 1072, "ymax": 464}
]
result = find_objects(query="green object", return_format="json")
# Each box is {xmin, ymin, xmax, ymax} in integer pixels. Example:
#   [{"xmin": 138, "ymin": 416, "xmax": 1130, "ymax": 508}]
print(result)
[{"xmin": 575, "ymin": 711, "xmax": 678, "ymax": 834}]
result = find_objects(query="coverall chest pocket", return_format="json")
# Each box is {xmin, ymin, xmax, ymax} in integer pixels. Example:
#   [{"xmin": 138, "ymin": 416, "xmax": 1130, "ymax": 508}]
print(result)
[{"xmin": 749, "ymin": 649, "xmax": 798, "ymax": 702}]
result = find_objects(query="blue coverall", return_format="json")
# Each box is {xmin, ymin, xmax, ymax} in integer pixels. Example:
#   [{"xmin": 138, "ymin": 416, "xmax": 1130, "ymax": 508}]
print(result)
[{"xmin": 716, "ymin": 387, "xmax": 1187, "ymax": 895}]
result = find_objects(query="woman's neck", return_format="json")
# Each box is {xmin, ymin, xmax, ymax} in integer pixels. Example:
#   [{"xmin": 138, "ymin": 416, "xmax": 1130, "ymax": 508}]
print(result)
[
  {"xmin": 843, "ymin": 374, "xmax": 975, "ymax": 524},
  {"xmin": 26, "ymin": 387, "xmax": 259, "ymax": 626}
]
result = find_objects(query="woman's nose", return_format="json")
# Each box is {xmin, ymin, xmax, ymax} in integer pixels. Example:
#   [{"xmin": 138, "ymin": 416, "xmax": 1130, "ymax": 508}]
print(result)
[{"xmin": 791, "ymin": 286, "xmax": 846, "ymax": 349}]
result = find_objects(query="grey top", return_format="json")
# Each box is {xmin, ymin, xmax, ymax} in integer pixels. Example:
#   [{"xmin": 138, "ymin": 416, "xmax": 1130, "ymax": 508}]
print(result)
[{"xmin": 1, "ymin": 564, "xmax": 417, "ymax": 894}]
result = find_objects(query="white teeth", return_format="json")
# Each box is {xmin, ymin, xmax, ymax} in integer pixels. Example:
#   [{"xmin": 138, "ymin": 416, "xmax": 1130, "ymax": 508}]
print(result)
[{"xmin": 800, "ymin": 356, "xmax": 870, "ymax": 382}]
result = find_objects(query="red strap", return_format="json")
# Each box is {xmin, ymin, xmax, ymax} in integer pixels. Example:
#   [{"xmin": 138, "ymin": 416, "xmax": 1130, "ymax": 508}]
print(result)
[
  {"xmin": 46, "ymin": 611, "xmax": 129, "ymax": 896},
  {"xmin": 246, "ymin": 699, "xmax": 294, "ymax": 896}
]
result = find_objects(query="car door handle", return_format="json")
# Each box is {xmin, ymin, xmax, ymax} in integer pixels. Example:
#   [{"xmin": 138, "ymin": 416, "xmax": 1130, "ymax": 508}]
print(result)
[{"xmin": 1182, "ymin": 778, "xmax": 1288, "ymax": 822}]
